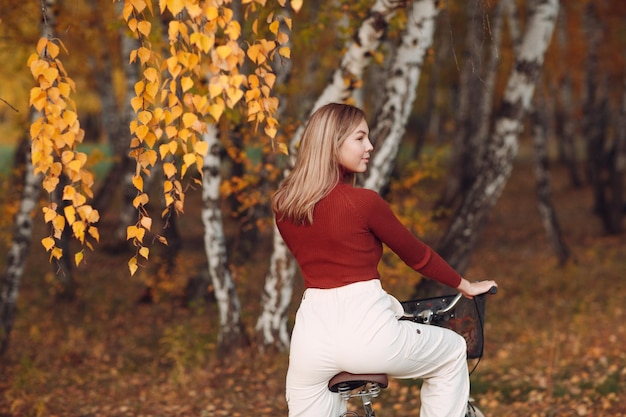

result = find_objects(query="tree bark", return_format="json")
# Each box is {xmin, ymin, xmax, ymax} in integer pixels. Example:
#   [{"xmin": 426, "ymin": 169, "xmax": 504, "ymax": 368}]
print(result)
[
  {"xmin": 435, "ymin": 0, "xmax": 489, "ymax": 212},
  {"xmin": 0, "ymin": 137, "xmax": 41, "ymax": 355},
  {"xmin": 582, "ymin": 1, "xmax": 622, "ymax": 234},
  {"xmin": 610, "ymin": 80, "xmax": 626, "ymax": 233},
  {"xmin": 531, "ymin": 91, "xmax": 570, "ymax": 265},
  {"xmin": 363, "ymin": 0, "xmax": 439, "ymax": 193},
  {"xmin": 434, "ymin": 0, "xmax": 560, "ymax": 279},
  {"xmin": 201, "ymin": 125, "xmax": 249, "ymax": 356},
  {"xmin": 553, "ymin": 5, "xmax": 582, "ymax": 188}
]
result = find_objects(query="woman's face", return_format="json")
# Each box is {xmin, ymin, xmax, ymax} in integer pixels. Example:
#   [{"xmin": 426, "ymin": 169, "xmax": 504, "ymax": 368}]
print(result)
[{"xmin": 337, "ymin": 118, "xmax": 373, "ymax": 173}]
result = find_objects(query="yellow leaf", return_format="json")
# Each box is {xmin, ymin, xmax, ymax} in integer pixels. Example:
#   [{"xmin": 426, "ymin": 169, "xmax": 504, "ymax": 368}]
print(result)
[
  {"xmin": 132, "ymin": 175, "xmax": 143, "ymax": 192},
  {"xmin": 128, "ymin": 256, "xmax": 139, "ymax": 276},
  {"xmin": 137, "ymin": 47, "xmax": 151, "ymax": 65},
  {"xmin": 52, "ymin": 215, "xmax": 66, "ymax": 234},
  {"xmin": 163, "ymin": 162, "xmax": 177, "ymax": 178},
  {"xmin": 183, "ymin": 152, "xmax": 196, "ymax": 169},
  {"xmin": 226, "ymin": 87, "xmax": 244, "ymax": 107},
  {"xmin": 127, "ymin": 225, "xmax": 145, "ymax": 242},
  {"xmin": 133, "ymin": 193, "xmax": 149, "ymax": 208},
  {"xmin": 41, "ymin": 236, "xmax": 55, "ymax": 251},
  {"xmin": 143, "ymin": 67, "xmax": 159, "ymax": 83},
  {"xmin": 50, "ymin": 247, "xmax": 63, "ymax": 261},
  {"xmin": 43, "ymin": 206, "xmax": 57, "ymax": 223},
  {"xmin": 42, "ymin": 67, "xmax": 59, "ymax": 85},
  {"xmin": 225, "ymin": 21, "xmax": 241, "ymax": 40},
  {"xmin": 159, "ymin": 143, "xmax": 170, "ymax": 159},
  {"xmin": 269, "ymin": 20, "xmax": 280, "ymax": 35},
  {"xmin": 43, "ymin": 176, "xmax": 59, "ymax": 194},
  {"xmin": 181, "ymin": 76, "xmax": 193, "ymax": 92},
  {"xmin": 209, "ymin": 102, "xmax": 224, "ymax": 122},
  {"xmin": 275, "ymin": 142, "xmax": 289, "ymax": 155},
  {"xmin": 216, "ymin": 45, "xmax": 232, "ymax": 59},
  {"xmin": 64, "ymin": 205, "xmax": 76, "ymax": 225},
  {"xmin": 139, "ymin": 246, "xmax": 150, "ymax": 260},
  {"xmin": 166, "ymin": 0, "xmax": 184, "ymax": 16},
  {"xmin": 72, "ymin": 221, "xmax": 86, "ymax": 243},
  {"xmin": 194, "ymin": 140, "xmax": 209, "ymax": 156},
  {"xmin": 88, "ymin": 227, "xmax": 100, "ymax": 242},
  {"xmin": 140, "ymin": 216, "xmax": 152, "ymax": 231},
  {"xmin": 265, "ymin": 124, "xmax": 277, "ymax": 138},
  {"xmin": 165, "ymin": 125, "xmax": 177, "ymax": 139},
  {"xmin": 135, "ymin": 125, "xmax": 149, "ymax": 140},
  {"xmin": 138, "ymin": 110, "xmax": 152, "ymax": 125},
  {"xmin": 76, "ymin": 205, "xmax": 97, "ymax": 222},
  {"xmin": 247, "ymin": 44, "xmax": 260, "ymax": 63},
  {"xmin": 168, "ymin": 140, "xmax": 178, "ymax": 155},
  {"xmin": 45, "ymin": 41, "xmax": 60, "ymax": 59},
  {"xmin": 205, "ymin": 6, "xmax": 218, "ymax": 20},
  {"xmin": 186, "ymin": 2, "xmax": 202, "ymax": 18},
  {"xmin": 145, "ymin": 81, "xmax": 159, "ymax": 99},
  {"xmin": 75, "ymin": 251, "xmax": 84, "ymax": 266},
  {"xmin": 208, "ymin": 83, "xmax": 223, "ymax": 99},
  {"xmin": 130, "ymin": 96, "xmax": 144, "ymax": 112},
  {"xmin": 277, "ymin": 31, "xmax": 290, "ymax": 45},
  {"xmin": 291, "ymin": 0, "xmax": 303, "ymax": 13},
  {"xmin": 137, "ymin": 20, "xmax": 151, "ymax": 37},
  {"xmin": 144, "ymin": 132, "xmax": 158, "ymax": 148},
  {"xmin": 182, "ymin": 112, "xmax": 198, "ymax": 128},
  {"xmin": 68, "ymin": 159, "xmax": 83, "ymax": 173},
  {"xmin": 36, "ymin": 37, "xmax": 48, "ymax": 55},
  {"xmin": 279, "ymin": 46, "xmax": 291, "ymax": 59}
]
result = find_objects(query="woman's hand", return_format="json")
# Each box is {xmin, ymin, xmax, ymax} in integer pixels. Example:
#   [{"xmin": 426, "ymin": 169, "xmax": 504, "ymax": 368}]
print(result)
[{"xmin": 456, "ymin": 278, "xmax": 498, "ymax": 299}]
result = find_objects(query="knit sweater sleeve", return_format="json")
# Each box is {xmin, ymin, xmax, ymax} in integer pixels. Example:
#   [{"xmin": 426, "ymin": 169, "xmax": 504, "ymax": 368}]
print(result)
[{"xmin": 359, "ymin": 189, "xmax": 462, "ymax": 289}]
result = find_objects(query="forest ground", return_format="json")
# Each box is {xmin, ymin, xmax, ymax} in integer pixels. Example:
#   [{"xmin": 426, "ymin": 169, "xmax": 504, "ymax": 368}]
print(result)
[{"xmin": 1, "ymin": 154, "xmax": 625, "ymax": 417}]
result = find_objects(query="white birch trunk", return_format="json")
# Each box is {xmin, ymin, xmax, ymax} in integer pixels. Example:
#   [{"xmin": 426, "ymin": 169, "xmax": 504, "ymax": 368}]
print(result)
[
  {"xmin": 254, "ymin": 5, "xmax": 297, "ymax": 350},
  {"xmin": 201, "ymin": 125, "xmax": 246, "ymax": 354},
  {"xmin": 363, "ymin": 0, "xmax": 439, "ymax": 193},
  {"xmin": 437, "ymin": 0, "xmax": 560, "ymax": 273}
]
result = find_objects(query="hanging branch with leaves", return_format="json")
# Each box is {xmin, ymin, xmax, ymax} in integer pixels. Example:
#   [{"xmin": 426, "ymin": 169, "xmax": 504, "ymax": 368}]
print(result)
[
  {"xmin": 121, "ymin": 0, "xmax": 299, "ymax": 275},
  {"xmin": 28, "ymin": 37, "xmax": 100, "ymax": 267}
]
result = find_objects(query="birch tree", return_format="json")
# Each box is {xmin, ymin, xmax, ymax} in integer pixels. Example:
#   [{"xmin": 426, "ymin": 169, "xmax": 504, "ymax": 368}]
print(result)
[
  {"xmin": 504, "ymin": 0, "xmax": 570, "ymax": 265},
  {"xmin": 435, "ymin": 0, "xmax": 560, "ymax": 275},
  {"xmin": 256, "ymin": 0, "xmax": 406, "ymax": 350},
  {"xmin": 363, "ymin": 0, "xmax": 439, "ymax": 193},
  {"xmin": 201, "ymin": 124, "xmax": 248, "ymax": 354},
  {"xmin": 531, "ymin": 90, "xmax": 570, "ymax": 265}
]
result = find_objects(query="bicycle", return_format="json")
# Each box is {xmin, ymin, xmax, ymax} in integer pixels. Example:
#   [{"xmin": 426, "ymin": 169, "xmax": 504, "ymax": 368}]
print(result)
[{"xmin": 328, "ymin": 286, "xmax": 497, "ymax": 417}]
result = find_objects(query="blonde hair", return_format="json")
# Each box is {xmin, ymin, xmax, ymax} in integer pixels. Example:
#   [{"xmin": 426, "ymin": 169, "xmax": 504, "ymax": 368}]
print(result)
[{"xmin": 272, "ymin": 103, "xmax": 366, "ymax": 225}]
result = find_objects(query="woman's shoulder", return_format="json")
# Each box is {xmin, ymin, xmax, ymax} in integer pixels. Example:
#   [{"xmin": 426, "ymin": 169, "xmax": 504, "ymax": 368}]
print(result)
[{"xmin": 333, "ymin": 183, "xmax": 386, "ymax": 207}]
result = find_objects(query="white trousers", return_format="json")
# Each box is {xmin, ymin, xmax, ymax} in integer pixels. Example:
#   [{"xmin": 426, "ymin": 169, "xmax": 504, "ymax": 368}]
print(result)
[{"xmin": 286, "ymin": 279, "xmax": 469, "ymax": 417}]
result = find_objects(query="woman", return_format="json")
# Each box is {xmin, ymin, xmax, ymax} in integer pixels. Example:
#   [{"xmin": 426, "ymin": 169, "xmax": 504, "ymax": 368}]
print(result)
[{"xmin": 273, "ymin": 103, "xmax": 497, "ymax": 417}]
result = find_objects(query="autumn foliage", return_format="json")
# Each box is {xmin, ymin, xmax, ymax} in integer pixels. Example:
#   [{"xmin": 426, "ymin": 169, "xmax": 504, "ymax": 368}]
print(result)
[{"xmin": 28, "ymin": 37, "xmax": 100, "ymax": 267}]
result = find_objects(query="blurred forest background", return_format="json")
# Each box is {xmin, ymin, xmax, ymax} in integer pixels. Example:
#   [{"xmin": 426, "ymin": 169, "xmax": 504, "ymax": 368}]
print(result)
[{"xmin": 1, "ymin": 0, "xmax": 626, "ymax": 416}]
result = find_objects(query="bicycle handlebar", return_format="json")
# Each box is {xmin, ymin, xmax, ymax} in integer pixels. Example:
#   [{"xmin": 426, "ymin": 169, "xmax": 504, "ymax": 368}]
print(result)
[
  {"xmin": 436, "ymin": 285, "xmax": 497, "ymax": 314},
  {"xmin": 402, "ymin": 286, "xmax": 497, "ymax": 320}
]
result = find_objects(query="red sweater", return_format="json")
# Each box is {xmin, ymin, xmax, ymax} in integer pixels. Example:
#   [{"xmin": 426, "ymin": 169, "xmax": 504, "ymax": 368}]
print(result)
[{"xmin": 276, "ymin": 183, "xmax": 462, "ymax": 289}]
